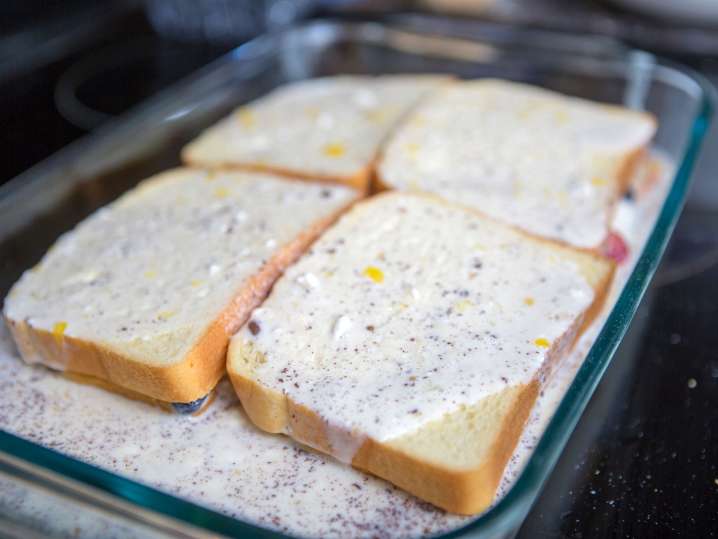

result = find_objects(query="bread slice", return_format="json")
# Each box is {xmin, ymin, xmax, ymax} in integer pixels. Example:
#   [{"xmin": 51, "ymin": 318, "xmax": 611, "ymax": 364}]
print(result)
[
  {"xmin": 227, "ymin": 192, "xmax": 613, "ymax": 514},
  {"xmin": 182, "ymin": 75, "xmax": 451, "ymax": 191},
  {"xmin": 377, "ymin": 79, "xmax": 656, "ymax": 249},
  {"xmin": 3, "ymin": 168, "xmax": 361, "ymax": 407}
]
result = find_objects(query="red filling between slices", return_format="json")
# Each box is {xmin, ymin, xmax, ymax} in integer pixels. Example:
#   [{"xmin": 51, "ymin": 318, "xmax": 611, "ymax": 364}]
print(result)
[{"xmin": 601, "ymin": 232, "xmax": 629, "ymax": 264}]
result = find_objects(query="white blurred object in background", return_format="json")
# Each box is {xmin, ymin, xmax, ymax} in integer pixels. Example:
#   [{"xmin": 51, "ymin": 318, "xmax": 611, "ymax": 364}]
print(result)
[
  {"xmin": 610, "ymin": 0, "xmax": 718, "ymax": 27},
  {"xmin": 144, "ymin": 0, "xmax": 317, "ymax": 43}
]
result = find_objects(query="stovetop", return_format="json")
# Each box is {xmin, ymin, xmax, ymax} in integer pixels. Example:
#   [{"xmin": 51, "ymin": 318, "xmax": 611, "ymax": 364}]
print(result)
[
  {"xmin": 1, "ymin": 2, "xmax": 716, "ymax": 538},
  {"xmin": 0, "ymin": 6, "xmax": 231, "ymax": 184}
]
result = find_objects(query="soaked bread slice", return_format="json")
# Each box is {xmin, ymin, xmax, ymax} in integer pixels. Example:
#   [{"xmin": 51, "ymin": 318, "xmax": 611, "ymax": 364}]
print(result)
[
  {"xmin": 3, "ymin": 168, "xmax": 361, "ymax": 407},
  {"xmin": 182, "ymin": 75, "xmax": 451, "ymax": 191},
  {"xmin": 377, "ymin": 79, "xmax": 655, "ymax": 249},
  {"xmin": 227, "ymin": 192, "xmax": 613, "ymax": 513}
]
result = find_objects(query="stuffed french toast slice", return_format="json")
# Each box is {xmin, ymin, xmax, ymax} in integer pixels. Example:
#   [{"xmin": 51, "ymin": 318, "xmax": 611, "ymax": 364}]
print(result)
[
  {"xmin": 4, "ymin": 168, "xmax": 361, "ymax": 411},
  {"xmin": 377, "ymin": 79, "xmax": 655, "ymax": 251},
  {"xmin": 183, "ymin": 75, "xmax": 451, "ymax": 191},
  {"xmin": 228, "ymin": 192, "xmax": 613, "ymax": 514}
]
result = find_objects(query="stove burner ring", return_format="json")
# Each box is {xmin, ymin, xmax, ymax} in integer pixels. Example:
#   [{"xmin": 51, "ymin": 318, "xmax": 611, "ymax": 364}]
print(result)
[{"xmin": 54, "ymin": 37, "xmax": 182, "ymax": 131}]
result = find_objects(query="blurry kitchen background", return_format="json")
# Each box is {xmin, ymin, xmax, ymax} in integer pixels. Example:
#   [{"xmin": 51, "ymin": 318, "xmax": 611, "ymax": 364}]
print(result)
[{"xmin": 1, "ymin": 1, "xmax": 717, "ymax": 537}]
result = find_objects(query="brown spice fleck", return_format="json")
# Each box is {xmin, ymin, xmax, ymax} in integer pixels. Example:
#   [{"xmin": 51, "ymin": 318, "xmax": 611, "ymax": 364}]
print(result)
[
  {"xmin": 366, "ymin": 325, "xmax": 375, "ymax": 332},
  {"xmin": 248, "ymin": 320, "xmax": 261, "ymax": 335}
]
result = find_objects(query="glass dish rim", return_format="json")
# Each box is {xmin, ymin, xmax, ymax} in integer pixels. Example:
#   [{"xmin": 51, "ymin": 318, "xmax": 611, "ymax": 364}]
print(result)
[{"xmin": 0, "ymin": 19, "xmax": 713, "ymax": 539}]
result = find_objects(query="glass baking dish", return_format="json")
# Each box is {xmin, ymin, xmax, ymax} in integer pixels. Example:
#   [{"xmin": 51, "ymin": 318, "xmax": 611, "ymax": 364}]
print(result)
[{"xmin": 0, "ymin": 19, "xmax": 712, "ymax": 539}]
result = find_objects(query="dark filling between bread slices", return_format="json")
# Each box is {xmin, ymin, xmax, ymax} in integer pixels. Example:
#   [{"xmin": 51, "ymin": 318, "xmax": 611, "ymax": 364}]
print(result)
[
  {"xmin": 171, "ymin": 395, "xmax": 209, "ymax": 414},
  {"xmin": 62, "ymin": 370, "xmax": 213, "ymax": 415}
]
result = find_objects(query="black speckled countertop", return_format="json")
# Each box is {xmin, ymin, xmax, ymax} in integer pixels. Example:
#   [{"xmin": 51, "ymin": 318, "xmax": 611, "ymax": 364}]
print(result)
[
  {"xmin": 519, "ymin": 251, "xmax": 718, "ymax": 538},
  {"xmin": 1, "ymin": 3, "xmax": 717, "ymax": 537}
]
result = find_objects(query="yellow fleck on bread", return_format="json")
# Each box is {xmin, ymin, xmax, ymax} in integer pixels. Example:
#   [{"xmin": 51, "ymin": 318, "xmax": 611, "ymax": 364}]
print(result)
[
  {"xmin": 182, "ymin": 75, "xmax": 451, "ymax": 191},
  {"xmin": 377, "ymin": 79, "xmax": 655, "ymax": 249},
  {"xmin": 3, "ymin": 168, "xmax": 361, "ymax": 405},
  {"xmin": 227, "ymin": 192, "xmax": 613, "ymax": 514}
]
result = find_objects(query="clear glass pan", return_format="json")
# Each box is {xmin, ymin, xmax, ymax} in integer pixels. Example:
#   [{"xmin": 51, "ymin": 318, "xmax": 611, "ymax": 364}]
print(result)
[{"xmin": 0, "ymin": 19, "xmax": 712, "ymax": 539}]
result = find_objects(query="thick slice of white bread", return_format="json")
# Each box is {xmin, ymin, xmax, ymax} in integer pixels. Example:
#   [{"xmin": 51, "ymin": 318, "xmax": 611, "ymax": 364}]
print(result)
[
  {"xmin": 182, "ymin": 75, "xmax": 451, "ymax": 191},
  {"xmin": 227, "ymin": 192, "xmax": 613, "ymax": 514},
  {"xmin": 377, "ymin": 79, "xmax": 656, "ymax": 249},
  {"xmin": 3, "ymin": 168, "xmax": 360, "ymax": 405}
]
